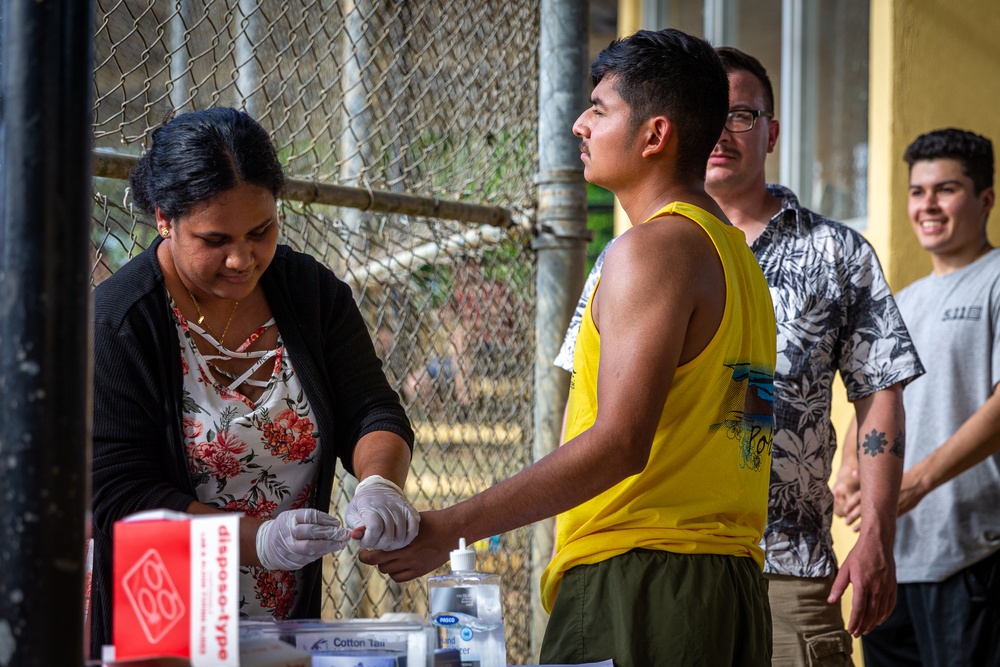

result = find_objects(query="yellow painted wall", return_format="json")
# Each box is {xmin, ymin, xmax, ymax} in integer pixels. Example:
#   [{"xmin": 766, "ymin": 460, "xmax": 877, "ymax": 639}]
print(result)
[
  {"xmin": 867, "ymin": 0, "xmax": 1000, "ymax": 292},
  {"xmin": 613, "ymin": 0, "xmax": 643, "ymax": 235},
  {"xmin": 617, "ymin": 0, "xmax": 641, "ymax": 37}
]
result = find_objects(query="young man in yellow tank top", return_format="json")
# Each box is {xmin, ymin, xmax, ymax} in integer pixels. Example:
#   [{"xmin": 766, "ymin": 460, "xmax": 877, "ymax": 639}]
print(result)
[{"xmin": 362, "ymin": 29, "xmax": 777, "ymax": 666}]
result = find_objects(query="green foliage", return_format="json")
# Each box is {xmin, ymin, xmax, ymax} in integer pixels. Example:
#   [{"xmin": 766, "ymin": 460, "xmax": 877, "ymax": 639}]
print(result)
[
  {"xmin": 480, "ymin": 233, "xmax": 534, "ymax": 287},
  {"xmin": 586, "ymin": 183, "xmax": 615, "ymax": 273},
  {"xmin": 279, "ymin": 127, "xmax": 535, "ymax": 206},
  {"xmin": 409, "ymin": 233, "xmax": 533, "ymax": 310}
]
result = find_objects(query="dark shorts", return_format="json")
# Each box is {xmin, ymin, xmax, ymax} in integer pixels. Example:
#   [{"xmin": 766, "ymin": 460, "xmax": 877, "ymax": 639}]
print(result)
[
  {"xmin": 540, "ymin": 549, "xmax": 772, "ymax": 667},
  {"xmin": 862, "ymin": 548, "xmax": 1000, "ymax": 667}
]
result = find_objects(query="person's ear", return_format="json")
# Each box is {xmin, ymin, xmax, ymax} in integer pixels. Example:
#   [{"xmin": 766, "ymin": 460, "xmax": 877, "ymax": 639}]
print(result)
[
  {"xmin": 641, "ymin": 116, "xmax": 672, "ymax": 158},
  {"xmin": 155, "ymin": 206, "xmax": 173, "ymax": 237},
  {"xmin": 979, "ymin": 185, "xmax": 995, "ymax": 225},
  {"xmin": 767, "ymin": 117, "xmax": 780, "ymax": 153}
]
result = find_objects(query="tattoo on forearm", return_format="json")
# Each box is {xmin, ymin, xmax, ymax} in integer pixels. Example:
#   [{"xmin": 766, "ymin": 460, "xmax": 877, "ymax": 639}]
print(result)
[
  {"xmin": 861, "ymin": 429, "xmax": 886, "ymax": 457},
  {"xmin": 890, "ymin": 432, "xmax": 905, "ymax": 459},
  {"xmin": 861, "ymin": 428, "xmax": 905, "ymax": 459}
]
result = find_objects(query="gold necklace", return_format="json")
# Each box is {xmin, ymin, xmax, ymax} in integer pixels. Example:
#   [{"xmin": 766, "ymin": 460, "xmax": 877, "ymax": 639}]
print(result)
[{"xmin": 186, "ymin": 288, "xmax": 239, "ymax": 346}]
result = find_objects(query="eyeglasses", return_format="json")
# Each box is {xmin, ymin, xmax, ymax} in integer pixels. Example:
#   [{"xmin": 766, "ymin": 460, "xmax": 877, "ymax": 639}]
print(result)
[{"xmin": 724, "ymin": 109, "xmax": 773, "ymax": 133}]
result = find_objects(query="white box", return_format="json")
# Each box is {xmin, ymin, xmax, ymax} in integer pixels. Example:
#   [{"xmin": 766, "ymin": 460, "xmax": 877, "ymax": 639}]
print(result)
[
  {"xmin": 240, "ymin": 638, "xmax": 313, "ymax": 667},
  {"xmin": 240, "ymin": 618, "xmax": 432, "ymax": 666},
  {"xmin": 310, "ymin": 653, "xmax": 403, "ymax": 667}
]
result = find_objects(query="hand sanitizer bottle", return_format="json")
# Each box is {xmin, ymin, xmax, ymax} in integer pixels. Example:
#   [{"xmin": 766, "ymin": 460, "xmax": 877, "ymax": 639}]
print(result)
[{"xmin": 428, "ymin": 538, "xmax": 507, "ymax": 667}]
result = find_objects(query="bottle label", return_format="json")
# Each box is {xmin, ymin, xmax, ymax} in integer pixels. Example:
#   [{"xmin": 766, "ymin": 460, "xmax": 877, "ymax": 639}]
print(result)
[{"xmin": 430, "ymin": 586, "xmax": 477, "ymax": 618}]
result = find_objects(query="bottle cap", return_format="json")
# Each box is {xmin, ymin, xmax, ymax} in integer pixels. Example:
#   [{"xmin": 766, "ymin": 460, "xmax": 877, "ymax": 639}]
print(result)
[{"xmin": 449, "ymin": 537, "xmax": 477, "ymax": 571}]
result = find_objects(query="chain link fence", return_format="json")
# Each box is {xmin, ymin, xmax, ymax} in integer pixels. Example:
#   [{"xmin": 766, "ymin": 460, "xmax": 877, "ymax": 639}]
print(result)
[{"xmin": 91, "ymin": 0, "xmax": 540, "ymax": 661}]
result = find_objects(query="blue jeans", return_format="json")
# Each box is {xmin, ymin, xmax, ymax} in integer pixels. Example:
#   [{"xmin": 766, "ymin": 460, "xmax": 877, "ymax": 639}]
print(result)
[{"xmin": 862, "ymin": 548, "xmax": 1000, "ymax": 667}]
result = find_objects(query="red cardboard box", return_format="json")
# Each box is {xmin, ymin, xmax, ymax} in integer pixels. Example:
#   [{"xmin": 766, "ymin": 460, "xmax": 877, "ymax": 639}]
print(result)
[{"xmin": 113, "ymin": 511, "xmax": 239, "ymax": 667}]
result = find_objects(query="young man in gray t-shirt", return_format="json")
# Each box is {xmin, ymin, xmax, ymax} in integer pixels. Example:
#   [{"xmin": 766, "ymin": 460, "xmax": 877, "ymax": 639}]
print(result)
[{"xmin": 860, "ymin": 128, "xmax": 1000, "ymax": 665}]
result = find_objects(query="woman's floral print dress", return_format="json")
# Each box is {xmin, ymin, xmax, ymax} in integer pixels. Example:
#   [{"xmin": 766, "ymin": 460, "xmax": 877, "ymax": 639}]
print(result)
[{"xmin": 171, "ymin": 302, "xmax": 321, "ymax": 617}]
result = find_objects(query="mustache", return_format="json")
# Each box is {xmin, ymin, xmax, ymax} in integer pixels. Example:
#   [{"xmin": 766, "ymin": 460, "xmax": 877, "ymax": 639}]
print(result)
[
  {"xmin": 579, "ymin": 142, "xmax": 589, "ymax": 155},
  {"xmin": 709, "ymin": 148, "xmax": 740, "ymax": 157},
  {"xmin": 710, "ymin": 147, "xmax": 739, "ymax": 158}
]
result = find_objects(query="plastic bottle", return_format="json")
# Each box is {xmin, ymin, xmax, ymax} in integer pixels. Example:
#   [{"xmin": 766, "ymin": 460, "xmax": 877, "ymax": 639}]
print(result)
[{"xmin": 427, "ymin": 538, "xmax": 507, "ymax": 667}]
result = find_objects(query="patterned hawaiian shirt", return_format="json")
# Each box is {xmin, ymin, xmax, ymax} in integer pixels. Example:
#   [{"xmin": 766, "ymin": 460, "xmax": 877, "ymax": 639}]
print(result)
[
  {"xmin": 755, "ymin": 186, "xmax": 925, "ymax": 576},
  {"xmin": 172, "ymin": 302, "xmax": 322, "ymax": 617},
  {"xmin": 554, "ymin": 186, "xmax": 924, "ymax": 577}
]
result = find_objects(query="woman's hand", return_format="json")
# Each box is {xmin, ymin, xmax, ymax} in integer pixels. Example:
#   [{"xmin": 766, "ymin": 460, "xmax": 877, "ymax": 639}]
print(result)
[
  {"xmin": 346, "ymin": 475, "xmax": 420, "ymax": 551},
  {"xmin": 255, "ymin": 508, "xmax": 351, "ymax": 571}
]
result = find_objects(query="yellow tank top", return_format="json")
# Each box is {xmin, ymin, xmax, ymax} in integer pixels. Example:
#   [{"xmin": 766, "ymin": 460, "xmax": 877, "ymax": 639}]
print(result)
[{"xmin": 540, "ymin": 201, "xmax": 776, "ymax": 612}]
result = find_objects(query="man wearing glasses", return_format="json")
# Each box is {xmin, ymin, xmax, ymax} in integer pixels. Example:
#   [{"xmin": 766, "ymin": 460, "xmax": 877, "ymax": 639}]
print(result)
[
  {"xmin": 555, "ymin": 46, "xmax": 924, "ymax": 666},
  {"xmin": 706, "ymin": 47, "xmax": 923, "ymax": 665}
]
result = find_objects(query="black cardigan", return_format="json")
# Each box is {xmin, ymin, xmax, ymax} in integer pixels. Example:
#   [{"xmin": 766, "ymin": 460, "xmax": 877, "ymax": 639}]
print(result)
[{"xmin": 89, "ymin": 239, "xmax": 413, "ymax": 655}]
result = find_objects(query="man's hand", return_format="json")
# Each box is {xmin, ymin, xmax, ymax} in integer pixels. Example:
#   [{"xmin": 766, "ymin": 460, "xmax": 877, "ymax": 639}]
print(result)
[
  {"xmin": 358, "ymin": 509, "xmax": 456, "ymax": 582},
  {"xmin": 833, "ymin": 465, "xmax": 863, "ymax": 530},
  {"xmin": 830, "ymin": 386, "xmax": 903, "ymax": 633},
  {"xmin": 897, "ymin": 468, "xmax": 931, "ymax": 517},
  {"xmin": 827, "ymin": 532, "xmax": 897, "ymax": 636},
  {"xmin": 833, "ymin": 414, "xmax": 862, "ymax": 527}
]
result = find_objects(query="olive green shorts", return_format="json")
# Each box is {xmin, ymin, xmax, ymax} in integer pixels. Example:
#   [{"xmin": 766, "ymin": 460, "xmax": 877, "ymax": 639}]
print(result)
[{"xmin": 540, "ymin": 549, "xmax": 772, "ymax": 667}]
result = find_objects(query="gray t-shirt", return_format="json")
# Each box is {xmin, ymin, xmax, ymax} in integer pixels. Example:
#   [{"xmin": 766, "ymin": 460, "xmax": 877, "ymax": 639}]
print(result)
[{"xmin": 894, "ymin": 248, "xmax": 1000, "ymax": 583}]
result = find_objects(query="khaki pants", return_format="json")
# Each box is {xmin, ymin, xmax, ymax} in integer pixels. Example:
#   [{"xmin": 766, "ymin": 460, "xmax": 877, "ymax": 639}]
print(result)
[{"xmin": 766, "ymin": 572, "xmax": 854, "ymax": 667}]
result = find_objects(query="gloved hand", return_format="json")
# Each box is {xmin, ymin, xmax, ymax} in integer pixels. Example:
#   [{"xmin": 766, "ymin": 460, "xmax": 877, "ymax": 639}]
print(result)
[
  {"xmin": 345, "ymin": 475, "xmax": 420, "ymax": 551},
  {"xmin": 256, "ymin": 508, "xmax": 351, "ymax": 571}
]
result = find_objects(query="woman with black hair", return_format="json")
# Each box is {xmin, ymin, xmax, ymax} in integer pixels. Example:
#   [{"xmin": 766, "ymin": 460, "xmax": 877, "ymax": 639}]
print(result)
[{"xmin": 90, "ymin": 107, "xmax": 418, "ymax": 654}]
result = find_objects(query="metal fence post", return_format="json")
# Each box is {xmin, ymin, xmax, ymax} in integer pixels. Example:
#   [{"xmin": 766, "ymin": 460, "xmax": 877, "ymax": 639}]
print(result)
[
  {"xmin": 532, "ymin": 0, "xmax": 590, "ymax": 658},
  {"xmin": 336, "ymin": 0, "xmax": 376, "ymax": 618},
  {"xmin": 0, "ymin": 0, "xmax": 95, "ymax": 665},
  {"xmin": 338, "ymin": 0, "xmax": 376, "ymax": 257}
]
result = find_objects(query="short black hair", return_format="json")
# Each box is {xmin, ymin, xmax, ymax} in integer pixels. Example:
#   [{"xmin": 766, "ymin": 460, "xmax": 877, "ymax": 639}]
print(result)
[
  {"xmin": 129, "ymin": 107, "xmax": 285, "ymax": 219},
  {"xmin": 903, "ymin": 128, "xmax": 994, "ymax": 195},
  {"xmin": 592, "ymin": 28, "xmax": 729, "ymax": 183},
  {"xmin": 715, "ymin": 46, "xmax": 775, "ymax": 114}
]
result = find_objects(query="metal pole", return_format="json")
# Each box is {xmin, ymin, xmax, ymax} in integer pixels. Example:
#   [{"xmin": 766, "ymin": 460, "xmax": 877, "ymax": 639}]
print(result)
[
  {"xmin": 0, "ymin": 0, "xmax": 95, "ymax": 665},
  {"xmin": 236, "ymin": 0, "xmax": 260, "ymax": 117},
  {"xmin": 338, "ymin": 0, "xmax": 375, "ymax": 257},
  {"xmin": 92, "ymin": 149, "xmax": 516, "ymax": 228},
  {"xmin": 336, "ymin": 0, "xmax": 375, "ymax": 617},
  {"xmin": 532, "ymin": 0, "xmax": 590, "ymax": 659},
  {"xmin": 168, "ymin": 1, "xmax": 191, "ymax": 110}
]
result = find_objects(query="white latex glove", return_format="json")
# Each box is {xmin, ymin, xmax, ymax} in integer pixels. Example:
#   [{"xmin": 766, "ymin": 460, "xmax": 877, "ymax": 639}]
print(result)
[
  {"xmin": 345, "ymin": 475, "xmax": 420, "ymax": 551},
  {"xmin": 256, "ymin": 508, "xmax": 351, "ymax": 571}
]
